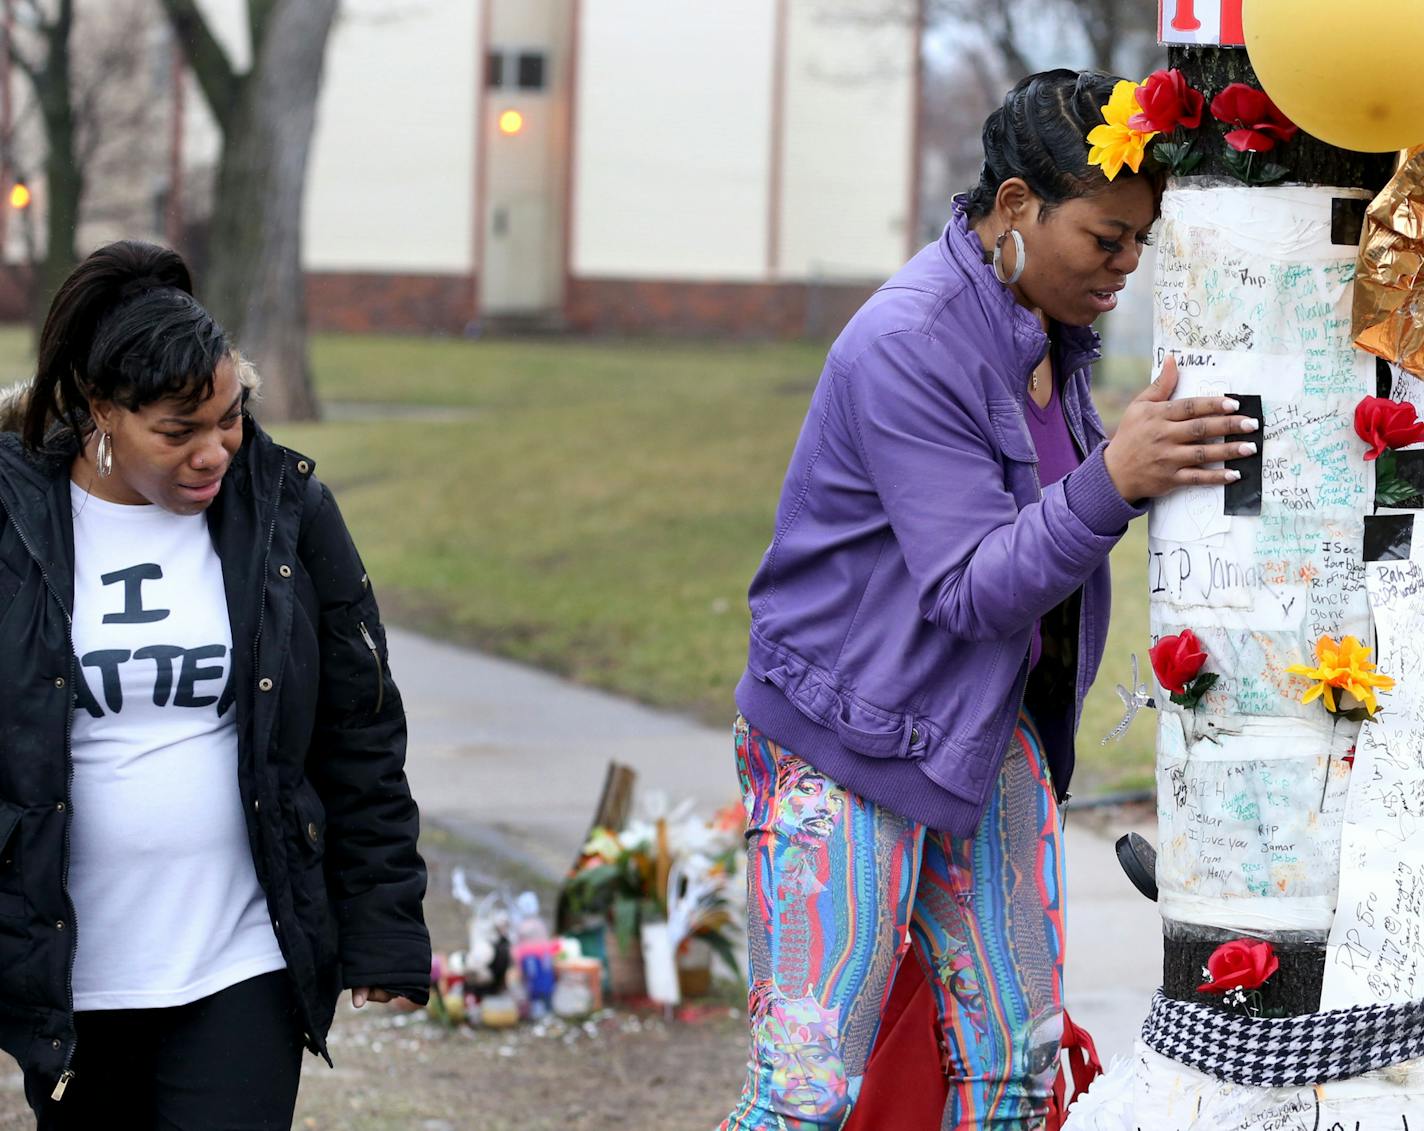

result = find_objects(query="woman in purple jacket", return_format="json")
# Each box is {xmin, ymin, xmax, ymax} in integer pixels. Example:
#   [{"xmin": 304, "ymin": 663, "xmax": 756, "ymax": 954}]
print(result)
[{"xmin": 721, "ymin": 70, "xmax": 1259, "ymax": 1130}]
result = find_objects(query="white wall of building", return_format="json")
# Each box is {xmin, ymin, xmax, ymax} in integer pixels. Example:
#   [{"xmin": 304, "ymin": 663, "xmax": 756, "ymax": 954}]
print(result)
[
  {"xmin": 777, "ymin": 0, "xmax": 915, "ymax": 281},
  {"xmin": 571, "ymin": 0, "xmax": 776, "ymax": 281},
  {"xmin": 303, "ymin": 0, "xmax": 480, "ymax": 274}
]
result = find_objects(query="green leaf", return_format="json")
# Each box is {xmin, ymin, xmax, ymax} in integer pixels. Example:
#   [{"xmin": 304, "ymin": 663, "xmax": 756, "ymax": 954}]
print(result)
[
  {"xmin": 1169, "ymin": 672, "xmax": 1219, "ymax": 711},
  {"xmin": 1220, "ymin": 148, "xmax": 1286, "ymax": 187},
  {"xmin": 1151, "ymin": 136, "xmax": 1205, "ymax": 177},
  {"xmin": 1152, "ymin": 140, "xmax": 1186, "ymax": 165},
  {"xmin": 1375, "ymin": 450, "xmax": 1420, "ymax": 506},
  {"xmin": 1221, "ymin": 148, "xmax": 1251, "ymax": 183},
  {"xmin": 696, "ymin": 929, "xmax": 741, "ymax": 980}
]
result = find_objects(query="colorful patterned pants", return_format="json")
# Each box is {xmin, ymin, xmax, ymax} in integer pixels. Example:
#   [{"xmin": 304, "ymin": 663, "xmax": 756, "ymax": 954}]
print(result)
[{"xmin": 720, "ymin": 713, "xmax": 1065, "ymax": 1131}]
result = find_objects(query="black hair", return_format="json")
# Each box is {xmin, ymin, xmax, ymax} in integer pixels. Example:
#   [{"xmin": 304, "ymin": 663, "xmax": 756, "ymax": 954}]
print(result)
[
  {"xmin": 964, "ymin": 69, "xmax": 1161, "ymax": 222},
  {"xmin": 22, "ymin": 240, "xmax": 231, "ymax": 450}
]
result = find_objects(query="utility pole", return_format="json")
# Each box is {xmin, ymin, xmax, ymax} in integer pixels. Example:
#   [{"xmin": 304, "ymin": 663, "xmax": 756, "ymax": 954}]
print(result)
[
  {"xmin": 1152, "ymin": 42, "xmax": 1392, "ymax": 1020},
  {"xmin": 1066, "ymin": 6, "xmax": 1421, "ymax": 1127}
]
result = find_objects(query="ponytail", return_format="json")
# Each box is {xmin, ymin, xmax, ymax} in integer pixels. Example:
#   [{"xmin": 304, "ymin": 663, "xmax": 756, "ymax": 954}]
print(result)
[{"xmin": 22, "ymin": 241, "xmax": 228, "ymax": 450}]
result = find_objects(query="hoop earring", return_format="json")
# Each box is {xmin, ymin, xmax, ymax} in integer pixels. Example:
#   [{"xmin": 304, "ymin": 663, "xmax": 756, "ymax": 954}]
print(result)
[
  {"xmin": 993, "ymin": 229, "xmax": 1026, "ymax": 287},
  {"xmin": 96, "ymin": 431, "xmax": 113, "ymax": 478}
]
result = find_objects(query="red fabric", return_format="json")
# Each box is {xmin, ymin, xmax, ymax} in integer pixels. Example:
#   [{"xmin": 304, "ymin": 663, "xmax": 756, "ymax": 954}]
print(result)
[
  {"xmin": 1044, "ymin": 1013, "xmax": 1102, "ymax": 1130},
  {"xmin": 843, "ymin": 955, "xmax": 946, "ymax": 1130},
  {"xmin": 845, "ymin": 954, "xmax": 1103, "ymax": 1131}
]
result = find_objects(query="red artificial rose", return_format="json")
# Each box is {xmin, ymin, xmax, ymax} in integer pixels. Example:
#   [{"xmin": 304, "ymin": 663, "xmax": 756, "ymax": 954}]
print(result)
[
  {"xmin": 1209, "ymin": 83, "xmax": 1299, "ymax": 153},
  {"xmin": 1197, "ymin": 939, "xmax": 1279, "ymax": 994},
  {"xmin": 1130, "ymin": 69, "xmax": 1205, "ymax": 134},
  {"xmin": 1354, "ymin": 396, "xmax": 1424, "ymax": 461},
  {"xmin": 1149, "ymin": 630, "xmax": 1208, "ymax": 696}
]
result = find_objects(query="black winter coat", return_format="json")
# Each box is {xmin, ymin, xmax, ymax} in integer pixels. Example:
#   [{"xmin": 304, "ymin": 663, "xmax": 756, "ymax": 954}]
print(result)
[{"xmin": 0, "ymin": 415, "xmax": 430, "ymax": 1096}]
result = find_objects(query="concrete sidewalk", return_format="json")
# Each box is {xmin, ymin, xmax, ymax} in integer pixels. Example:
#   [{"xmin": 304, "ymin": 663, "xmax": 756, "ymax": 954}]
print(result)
[{"xmin": 391, "ymin": 626, "xmax": 1162, "ymax": 1063}]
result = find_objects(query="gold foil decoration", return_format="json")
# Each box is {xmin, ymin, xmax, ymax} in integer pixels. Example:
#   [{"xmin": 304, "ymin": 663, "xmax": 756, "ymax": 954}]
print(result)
[{"xmin": 1354, "ymin": 147, "xmax": 1424, "ymax": 376}]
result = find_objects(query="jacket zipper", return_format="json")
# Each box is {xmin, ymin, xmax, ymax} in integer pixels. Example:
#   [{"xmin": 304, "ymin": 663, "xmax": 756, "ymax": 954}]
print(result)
[
  {"xmin": 358, "ymin": 622, "xmax": 385, "ymax": 715},
  {"xmin": 251, "ymin": 464, "xmax": 286, "ymax": 681},
  {"xmin": 1062, "ymin": 382, "xmax": 1095, "ymax": 800},
  {"xmin": 3, "ymin": 508, "xmax": 80, "ymax": 1100}
]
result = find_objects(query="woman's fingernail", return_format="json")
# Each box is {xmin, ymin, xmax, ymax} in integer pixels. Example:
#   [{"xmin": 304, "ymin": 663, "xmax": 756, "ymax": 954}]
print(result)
[
  {"xmin": 1241, "ymin": 418, "xmax": 1259, "ymax": 433},
  {"xmin": 1225, "ymin": 469, "xmax": 1242, "ymax": 482},
  {"xmin": 1223, "ymin": 398, "xmax": 1240, "ymax": 412},
  {"xmin": 1239, "ymin": 442, "xmax": 1257, "ymax": 456}
]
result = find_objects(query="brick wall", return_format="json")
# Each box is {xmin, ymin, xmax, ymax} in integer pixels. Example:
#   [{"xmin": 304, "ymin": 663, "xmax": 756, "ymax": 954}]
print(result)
[
  {"xmin": 0, "ymin": 270, "xmax": 881, "ymax": 341},
  {"xmin": 305, "ymin": 271, "xmax": 476, "ymax": 335},
  {"xmin": 565, "ymin": 276, "xmax": 880, "ymax": 340}
]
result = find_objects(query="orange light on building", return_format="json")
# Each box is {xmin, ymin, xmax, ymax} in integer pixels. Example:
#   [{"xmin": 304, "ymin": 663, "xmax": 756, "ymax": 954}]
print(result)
[
  {"xmin": 498, "ymin": 110, "xmax": 524, "ymax": 136},
  {"xmin": 9, "ymin": 182, "xmax": 30, "ymax": 209}
]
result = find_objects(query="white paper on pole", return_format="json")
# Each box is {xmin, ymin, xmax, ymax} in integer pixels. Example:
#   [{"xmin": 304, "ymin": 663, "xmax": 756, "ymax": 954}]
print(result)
[
  {"xmin": 1155, "ymin": 710, "xmax": 1354, "ymax": 933},
  {"xmin": 1321, "ymin": 559, "xmax": 1424, "ymax": 1010},
  {"xmin": 1392, "ymin": 365, "xmax": 1424, "ymax": 402},
  {"xmin": 1155, "ymin": 186, "xmax": 1372, "ymax": 361},
  {"xmin": 1089, "ymin": 1041, "xmax": 1424, "ymax": 1131},
  {"xmin": 1149, "ymin": 187, "xmax": 1376, "ymax": 699}
]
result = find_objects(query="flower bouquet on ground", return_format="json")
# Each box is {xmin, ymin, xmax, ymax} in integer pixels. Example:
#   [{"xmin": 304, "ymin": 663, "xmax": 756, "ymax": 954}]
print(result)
[{"xmin": 561, "ymin": 792, "xmax": 744, "ymax": 1000}]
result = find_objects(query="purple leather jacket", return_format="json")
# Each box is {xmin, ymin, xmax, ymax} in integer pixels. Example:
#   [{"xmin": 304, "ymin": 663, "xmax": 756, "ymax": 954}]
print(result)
[{"xmin": 736, "ymin": 202, "xmax": 1144, "ymax": 836}]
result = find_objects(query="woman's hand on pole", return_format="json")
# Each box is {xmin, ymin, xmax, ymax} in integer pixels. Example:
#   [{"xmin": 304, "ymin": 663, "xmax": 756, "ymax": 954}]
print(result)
[{"xmin": 1103, "ymin": 355, "xmax": 1259, "ymax": 502}]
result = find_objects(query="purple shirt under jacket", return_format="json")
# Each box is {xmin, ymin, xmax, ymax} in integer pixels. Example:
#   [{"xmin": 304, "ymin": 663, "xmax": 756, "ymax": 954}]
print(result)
[
  {"xmin": 1025, "ymin": 370, "xmax": 1082, "ymax": 671},
  {"xmin": 736, "ymin": 201, "xmax": 1144, "ymax": 837}
]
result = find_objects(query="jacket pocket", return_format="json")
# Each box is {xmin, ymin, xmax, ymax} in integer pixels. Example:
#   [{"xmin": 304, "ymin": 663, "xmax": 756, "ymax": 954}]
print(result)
[
  {"xmin": 0, "ymin": 800, "xmax": 24, "ymax": 920},
  {"xmin": 291, "ymin": 781, "xmax": 326, "ymax": 860},
  {"xmin": 987, "ymin": 400, "xmax": 1040, "ymax": 502},
  {"xmin": 356, "ymin": 619, "xmax": 385, "ymax": 717},
  {"xmin": 288, "ymin": 780, "xmax": 339, "ymax": 977},
  {"xmin": 348, "ymin": 587, "xmax": 388, "ymax": 721},
  {"xmin": 832, "ymin": 699, "xmax": 923, "ymax": 760}
]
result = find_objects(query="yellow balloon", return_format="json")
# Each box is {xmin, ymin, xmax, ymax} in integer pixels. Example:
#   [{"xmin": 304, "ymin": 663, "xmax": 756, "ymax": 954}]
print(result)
[{"xmin": 1243, "ymin": 0, "xmax": 1424, "ymax": 152}]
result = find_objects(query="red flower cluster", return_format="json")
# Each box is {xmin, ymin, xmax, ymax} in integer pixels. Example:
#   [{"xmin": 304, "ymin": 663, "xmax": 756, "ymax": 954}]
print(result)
[
  {"xmin": 1149, "ymin": 630, "xmax": 1208, "ymax": 696},
  {"xmin": 1130, "ymin": 69, "xmax": 1204, "ymax": 134},
  {"xmin": 1209, "ymin": 83, "xmax": 1299, "ymax": 153},
  {"xmin": 1197, "ymin": 939, "xmax": 1279, "ymax": 994},
  {"xmin": 1355, "ymin": 396, "xmax": 1424, "ymax": 461}
]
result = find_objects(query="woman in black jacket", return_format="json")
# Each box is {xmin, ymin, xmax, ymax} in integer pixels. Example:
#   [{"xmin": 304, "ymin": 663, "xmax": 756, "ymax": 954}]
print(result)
[{"xmin": 0, "ymin": 241, "xmax": 430, "ymax": 1129}]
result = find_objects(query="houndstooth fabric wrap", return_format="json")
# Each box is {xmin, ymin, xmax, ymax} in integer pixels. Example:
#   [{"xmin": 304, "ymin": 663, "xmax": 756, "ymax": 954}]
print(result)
[{"xmin": 1140, "ymin": 988, "xmax": 1424, "ymax": 1088}]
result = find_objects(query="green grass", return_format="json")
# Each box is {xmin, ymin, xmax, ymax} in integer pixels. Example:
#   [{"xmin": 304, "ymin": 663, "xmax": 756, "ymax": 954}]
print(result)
[{"xmin": 0, "ymin": 327, "xmax": 1157, "ymax": 794}]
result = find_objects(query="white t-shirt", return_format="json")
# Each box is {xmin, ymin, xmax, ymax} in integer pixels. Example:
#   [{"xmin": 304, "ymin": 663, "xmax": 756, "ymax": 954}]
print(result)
[{"xmin": 68, "ymin": 483, "xmax": 285, "ymax": 1010}]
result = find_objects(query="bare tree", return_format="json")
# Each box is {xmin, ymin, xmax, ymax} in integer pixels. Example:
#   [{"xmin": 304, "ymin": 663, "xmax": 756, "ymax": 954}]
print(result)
[
  {"xmin": 1, "ymin": 0, "xmax": 160, "ymax": 329},
  {"xmin": 5, "ymin": 0, "xmax": 79, "ymax": 325},
  {"xmin": 158, "ymin": 0, "xmax": 339, "ymax": 422}
]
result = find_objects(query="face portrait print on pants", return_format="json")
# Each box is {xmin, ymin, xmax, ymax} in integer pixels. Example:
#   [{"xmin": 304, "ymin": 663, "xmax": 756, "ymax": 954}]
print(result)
[
  {"xmin": 72, "ymin": 563, "xmax": 235, "ymax": 719},
  {"xmin": 771, "ymin": 756, "xmax": 847, "ymax": 899},
  {"xmin": 749, "ymin": 980, "xmax": 850, "ymax": 1128}
]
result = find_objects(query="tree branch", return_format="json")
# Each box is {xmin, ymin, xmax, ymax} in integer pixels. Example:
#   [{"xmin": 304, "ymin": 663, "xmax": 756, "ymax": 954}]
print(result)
[
  {"xmin": 12, "ymin": 0, "xmax": 47, "ymax": 30},
  {"xmin": 156, "ymin": 0, "xmax": 239, "ymax": 131},
  {"xmin": 6, "ymin": 35, "xmax": 40, "ymax": 85},
  {"xmin": 248, "ymin": 0, "xmax": 277, "ymax": 53}
]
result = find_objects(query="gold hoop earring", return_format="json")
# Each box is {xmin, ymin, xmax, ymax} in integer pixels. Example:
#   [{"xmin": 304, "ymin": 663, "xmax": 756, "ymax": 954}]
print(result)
[
  {"xmin": 993, "ymin": 229, "xmax": 1026, "ymax": 286},
  {"xmin": 96, "ymin": 431, "xmax": 113, "ymax": 478}
]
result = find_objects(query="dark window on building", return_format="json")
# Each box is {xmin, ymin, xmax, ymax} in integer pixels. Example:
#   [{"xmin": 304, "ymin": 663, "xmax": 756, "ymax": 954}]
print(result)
[
  {"xmin": 486, "ymin": 51, "xmax": 505, "ymax": 89},
  {"xmin": 516, "ymin": 52, "xmax": 545, "ymax": 90}
]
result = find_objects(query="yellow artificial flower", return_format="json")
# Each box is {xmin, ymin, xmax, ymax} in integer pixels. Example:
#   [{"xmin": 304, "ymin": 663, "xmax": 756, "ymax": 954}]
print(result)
[
  {"xmin": 1086, "ymin": 80, "xmax": 1159, "ymax": 182},
  {"xmin": 1286, "ymin": 635, "xmax": 1396, "ymax": 716}
]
